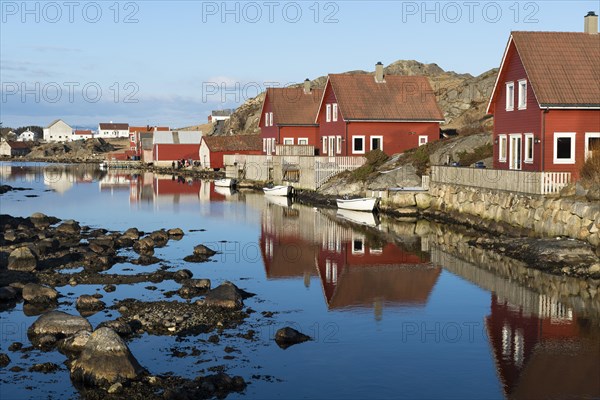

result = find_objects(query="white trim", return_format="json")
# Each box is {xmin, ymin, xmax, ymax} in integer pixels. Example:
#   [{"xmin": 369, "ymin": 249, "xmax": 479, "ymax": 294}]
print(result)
[
  {"xmin": 326, "ymin": 104, "xmax": 331, "ymax": 122},
  {"xmin": 351, "ymin": 237, "xmax": 365, "ymax": 254},
  {"xmin": 332, "ymin": 103, "xmax": 338, "ymax": 122},
  {"xmin": 345, "ymin": 119, "xmax": 445, "ymax": 123},
  {"xmin": 297, "ymin": 137, "xmax": 308, "ymax": 145},
  {"xmin": 322, "ymin": 136, "xmax": 328, "ymax": 154},
  {"xmin": 264, "ymin": 112, "xmax": 269, "ymax": 127},
  {"xmin": 523, "ymin": 133, "xmax": 534, "ymax": 163},
  {"xmin": 506, "ymin": 82, "xmax": 515, "ymax": 111},
  {"xmin": 498, "ymin": 134, "xmax": 507, "ymax": 162},
  {"xmin": 269, "ymin": 112, "xmax": 273, "ymax": 127},
  {"xmin": 543, "ymin": 106, "xmax": 600, "ymax": 110},
  {"xmin": 584, "ymin": 132, "xmax": 600, "ymax": 160},
  {"xmin": 262, "ymin": 138, "xmax": 267, "ymax": 153},
  {"xmin": 283, "ymin": 138, "xmax": 294, "ymax": 145},
  {"xmin": 336, "ymin": 136, "xmax": 342, "ymax": 154},
  {"xmin": 486, "ymin": 36, "xmax": 514, "ymax": 115},
  {"xmin": 418, "ymin": 135, "xmax": 428, "ymax": 146},
  {"xmin": 509, "ymin": 133, "xmax": 522, "ymax": 170},
  {"xmin": 328, "ymin": 136, "xmax": 335, "ymax": 155},
  {"xmin": 352, "ymin": 135, "xmax": 365, "ymax": 154},
  {"xmin": 553, "ymin": 132, "xmax": 576, "ymax": 164},
  {"xmin": 370, "ymin": 135, "xmax": 383, "ymax": 151},
  {"xmin": 518, "ymin": 79, "xmax": 527, "ymax": 110}
]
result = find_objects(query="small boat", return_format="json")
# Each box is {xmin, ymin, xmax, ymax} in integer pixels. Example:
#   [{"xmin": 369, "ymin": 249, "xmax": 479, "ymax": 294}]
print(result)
[
  {"xmin": 336, "ymin": 197, "xmax": 380, "ymax": 212},
  {"xmin": 214, "ymin": 178, "xmax": 235, "ymax": 187},
  {"xmin": 263, "ymin": 185, "xmax": 292, "ymax": 197},
  {"xmin": 98, "ymin": 161, "xmax": 108, "ymax": 170},
  {"xmin": 336, "ymin": 209, "xmax": 380, "ymax": 226}
]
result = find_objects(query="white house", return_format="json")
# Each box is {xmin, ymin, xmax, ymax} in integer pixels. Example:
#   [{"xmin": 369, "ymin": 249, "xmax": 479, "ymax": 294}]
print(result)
[
  {"xmin": 97, "ymin": 122, "xmax": 129, "ymax": 138},
  {"xmin": 72, "ymin": 130, "xmax": 94, "ymax": 141},
  {"xmin": 17, "ymin": 129, "xmax": 39, "ymax": 142},
  {"xmin": 208, "ymin": 109, "xmax": 234, "ymax": 123},
  {"xmin": 43, "ymin": 119, "xmax": 73, "ymax": 142}
]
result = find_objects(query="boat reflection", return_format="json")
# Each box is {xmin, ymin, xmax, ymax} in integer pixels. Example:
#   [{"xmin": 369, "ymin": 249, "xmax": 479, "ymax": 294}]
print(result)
[{"xmin": 260, "ymin": 200, "xmax": 440, "ymax": 318}]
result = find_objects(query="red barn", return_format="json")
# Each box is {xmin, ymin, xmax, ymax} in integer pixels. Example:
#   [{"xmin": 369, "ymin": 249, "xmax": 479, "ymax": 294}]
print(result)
[
  {"xmin": 259, "ymin": 81, "xmax": 323, "ymax": 154},
  {"xmin": 315, "ymin": 63, "xmax": 444, "ymax": 156},
  {"xmin": 199, "ymin": 135, "xmax": 262, "ymax": 169},
  {"xmin": 487, "ymin": 15, "xmax": 600, "ymax": 180}
]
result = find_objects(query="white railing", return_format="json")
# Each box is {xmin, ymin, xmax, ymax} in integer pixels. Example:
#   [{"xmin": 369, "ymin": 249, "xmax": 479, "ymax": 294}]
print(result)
[
  {"xmin": 275, "ymin": 145, "xmax": 315, "ymax": 156},
  {"xmin": 314, "ymin": 156, "xmax": 365, "ymax": 189},
  {"xmin": 431, "ymin": 166, "xmax": 571, "ymax": 195}
]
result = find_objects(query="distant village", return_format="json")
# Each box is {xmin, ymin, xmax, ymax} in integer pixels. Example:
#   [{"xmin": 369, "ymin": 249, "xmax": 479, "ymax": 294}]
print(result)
[{"xmin": 2, "ymin": 12, "xmax": 598, "ymax": 187}]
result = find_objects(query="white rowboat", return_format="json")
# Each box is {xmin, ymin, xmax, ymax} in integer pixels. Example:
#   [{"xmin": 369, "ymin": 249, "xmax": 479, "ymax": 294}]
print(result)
[
  {"xmin": 336, "ymin": 197, "xmax": 380, "ymax": 212},
  {"xmin": 263, "ymin": 185, "xmax": 292, "ymax": 197},
  {"xmin": 215, "ymin": 178, "xmax": 235, "ymax": 187}
]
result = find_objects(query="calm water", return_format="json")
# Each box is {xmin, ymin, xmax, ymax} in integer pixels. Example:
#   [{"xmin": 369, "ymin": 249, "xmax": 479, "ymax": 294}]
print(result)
[{"xmin": 1, "ymin": 162, "xmax": 599, "ymax": 400}]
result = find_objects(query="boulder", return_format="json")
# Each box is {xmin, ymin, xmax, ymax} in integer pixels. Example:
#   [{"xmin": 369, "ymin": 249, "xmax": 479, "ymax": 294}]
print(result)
[
  {"xmin": 167, "ymin": 228, "xmax": 184, "ymax": 239},
  {"xmin": 22, "ymin": 283, "xmax": 58, "ymax": 304},
  {"xmin": 76, "ymin": 295, "xmax": 106, "ymax": 313},
  {"xmin": 173, "ymin": 269, "xmax": 193, "ymax": 283},
  {"xmin": 7, "ymin": 247, "xmax": 37, "ymax": 272},
  {"xmin": 133, "ymin": 237, "xmax": 155, "ymax": 256},
  {"xmin": 203, "ymin": 281, "xmax": 253, "ymax": 310},
  {"xmin": 0, "ymin": 353, "xmax": 10, "ymax": 367},
  {"xmin": 97, "ymin": 320, "xmax": 133, "ymax": 337},
  {"xmin": 30, "ymin": 212, "xmax": 58, "ymax": 228},
  {"xmin": 70, "ymin": 327, "xmax": 145, "ymax": 387},
  {"xmin": 274, "ymin": 327, "xmax": 312, "ymax": 349},
  {"xmin": 149, "ymin": 230, "xmax": 169, "ymax": 247},
  {"xmin": 121, "ymin": 228, "xmax": 141, "ymax": 241},
  {"xmin": 0, "ymin": 287, "xmax": 18, "ymax": 302},
  {"xmin": 56, "ymin": 220, "xmax": 81, "ymax": 235},
  {"xmin": 28, "ymin": 311, "xmax": 92, "ymax": 347},
  {"xmin": 57, "ymin": 330, "xmax": 91, "ymax": 357},
  {"xmin": 183, "ymin": 244, "xmax": 217, "ymax": 262},
  {"xmin": 178, "ymin": 279, "xmax": 211, "ymax": 299}
]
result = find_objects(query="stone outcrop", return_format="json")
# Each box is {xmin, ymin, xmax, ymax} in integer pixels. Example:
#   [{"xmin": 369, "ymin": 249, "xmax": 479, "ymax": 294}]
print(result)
[
  {"xmin": 22, "ymin": 283, "xmax": 58, "ymax": 304},
  {"xmin": 28, "ymin": 311, "xmax": 92, "ymax": 347},
  {"xmin": 274, "ymin": 327, "xmax": 311, "ymax": 349},
  {"xmin": 8, "ymin": 247, "xmax": 37, "ymax": 271},
  {"xmin": 203, "ymin": 281, "xmax": 253, "ymax": 310}
]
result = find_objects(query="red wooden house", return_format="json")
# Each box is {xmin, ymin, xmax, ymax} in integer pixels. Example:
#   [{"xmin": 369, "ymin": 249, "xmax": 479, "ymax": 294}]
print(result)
[
  {"xmin": 199, "ymin": 135, "xmax": 262, "ymax": 169},
  {"xmin": 315, "ymin": 63, "xmax": 444, "ymax": 156},
  {"xmin": 129, "ymin": 126, "xmax": 169, "ymax": 157},
  {"xmin": 487, "ymin": 14, "xmax": 600, "ymax": 179},
  {"xmin": 259, "ymin": 80, "xmax": 323, "ymax": 154}
]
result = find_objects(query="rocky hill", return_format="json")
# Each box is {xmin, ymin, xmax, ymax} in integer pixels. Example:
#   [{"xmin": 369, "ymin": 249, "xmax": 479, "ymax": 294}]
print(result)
[{"xmin": 219, "ymin": 60, "xmax": 498, "ymax": 136}]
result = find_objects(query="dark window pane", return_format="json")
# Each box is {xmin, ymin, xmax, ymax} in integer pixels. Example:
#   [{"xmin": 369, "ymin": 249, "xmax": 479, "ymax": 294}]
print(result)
[
  {"xmin": 354, "ymin": 138, "xmax": 363, "ymax": 151},
  {"xmin": 556, "ymin": 137, "xmax": 572, "ymax": 159}
]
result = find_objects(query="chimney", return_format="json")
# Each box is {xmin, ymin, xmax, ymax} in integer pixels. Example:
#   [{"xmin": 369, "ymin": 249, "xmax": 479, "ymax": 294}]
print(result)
[
  {"xmin": 303, "ymin": 78, "xmax": 311, "ymax": 94},
  {"xmin": 584, "ymin": 11, "xmax": 598, "ymax": 34},
  {"xmin": 375, "ymin": 62, "xmax": 385, "ymax": 83}
]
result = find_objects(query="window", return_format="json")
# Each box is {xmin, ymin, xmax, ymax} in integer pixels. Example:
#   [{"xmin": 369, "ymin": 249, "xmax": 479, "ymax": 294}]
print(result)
[
  {"xmin": 518, "ymin": 80, "xmax": 527, "ymax": 110},
  {"xmin": 283, "ymin": 138, "xmax": 294, "ymax": 145},
  {"xmin": 585, "ymin": 132, "xmax": 600, "ymax": 160},
  {"xmin": 498, "ymin": 134, "xmax": 507, "ymax": 162},
  {"xmin": 352, "ymin": 136, "xmax": 365, "ymax": 154},
  {"xmin": 322, "ymin": 136, "xmax": 328, "ymax": 154},
  {"xmin": 371, "ymin": 136, "xmax": 383, "ymax": 151},
  {"xmin": 554, "ymin": 132, "xmax": 576, "ymax": 164},
  {"xmin": 264, "ymin": 113, "xmax": 269, "ymax": 127},
  {"xmin": 332, "ymin": 103, "xmax": 338, "ymax": 122},
  {"xmin": 269, "ymin": 112, "xmax": 273, "ymax": 127},
  {"xmin": 506, "ymin": 82, "xmax": 514, "ymax": 111},
  {"xmin": 352, "ymin": 239, "xmax": 365, "ymax": 254},
  {"xmin": 418, "ymin": 135, "xmax": 428, "ymax": 146},
  {"xmin": 298, "ymin": 138, "xmax": 308, "ymax": 145},
  {"xmin": 262, "ymin": 138, "xmax": 267, "ymax": 152},
  {"xmin": 336, "ymin": 136, "xmax": 342, "ymax": 154},
  {"xmin": 524, "ymin": 133, "xmax": 534, "ymax": 163},
  {"xmin": 326, "ymin": 104, "xmax": 331, "ymax": 122}
]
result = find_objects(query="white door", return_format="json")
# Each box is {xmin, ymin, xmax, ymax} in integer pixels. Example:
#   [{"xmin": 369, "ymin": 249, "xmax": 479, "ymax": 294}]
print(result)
[{"xmin": 509, "ymin": 134, "xmax": 522, "ymax": 170}]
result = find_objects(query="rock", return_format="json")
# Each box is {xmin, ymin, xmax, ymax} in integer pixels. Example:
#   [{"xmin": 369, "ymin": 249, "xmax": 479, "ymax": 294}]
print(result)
[
  {"xmin": 58, "ymin": 330, "xmax": 91, "ymax": 357},
  {"xmin": 415, "ymin": 192, "xmax": 432, "ymax": 209},
  {"xmin": 29, "ymin": 362, "xmax": 60, "ymax": 373},
  {"xmin": 104, "ymin": 284, "xmax": 116, "ymax": 293},
  {"xmin": 178, "ymin": 279, "xmax": 211, "ymax": 299},
  {"xmin": 183, "ymin": 244, "xmax": 217, "ymax": 262},
  {"xmin": 122, "ymin": 228, "xmax": 141, "ymax": 241},
  {"xmin": 56, "ymin": 219, "xmax": 81, "ymax": 234},
  {"xmin": 30, "ymin": 212, "xmax": 58, "ymax": 227},
  {"xmin": 0, "ymin": 353, "xmax": 10, "ymax": 367},
  {"xmin": 0, "ymin": 286, "xmax": 18, "ymax": 301},
  {"xmin": 7, "ymin": 247, "xmax": 37, "ymax": 271},
  {"xmin": 149, "ymin": 230, "xmax": 169, "ymax": 247},
  {"xmin": 133, "ymin": 237, "xmax": 155, "ymax": 256},
  {"xmin": 589, "ymin": 264, "xmax": 600, "ymax": 274},
  {"xmin": 275, "ymin": 327, "xmax": 312, "ymax": 349},
  {"xmin": 28, "ymin": 311, "xmax": 92, "ymax": 347},
  {"xmin": 76, "ymin": 295, "xmax": 106, "ymax": 313},
  {"xmin": 8, "ymin": 342, "xmax": 23, "ymax": 351},
  {"xmin": 22, "ymin": 283, "xmax": 58, "ymax": 304},
  {"xmin": 167, "ymin": 228, "xmax": 184, "ymax": 239},
  {"xmin": 173, "ymin": 269, "xmax": 193, "ymax": 283},
  {"xmin": 97, "ymin": 320, "xmax": 133, "ymax": 337},
  {"xmin": 203, "ymin": 281, "xmax": 252, "ymax": 310},
  {"xmin": 70, "ymin": 327, "xmax": 145, "ymax": 387},
  {"xmin": 108, "ymin": 382, "xmax": 123, "ymax": 394}
]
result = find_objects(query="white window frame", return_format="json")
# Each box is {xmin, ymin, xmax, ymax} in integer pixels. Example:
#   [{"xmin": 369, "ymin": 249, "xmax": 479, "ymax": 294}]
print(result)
[
  {"xmin": 264, "ymin": 112, "xmax": 269, "ymax": 127},
  {"xmin": 518, "ymin": 79, "xmax": 527, "ymax": 110},
  {"xmin": 269, "ymin": 112, "xmax": 273, "ymax": 127},
  {"xmin": 332, "ymin": 103, "xmax": 338, "ymax": 122},
  {"xmin": 262, "ymin": 138, "xmax": 267, "ymax": 152},
  {"xmin": 506, "ymin": 82, "xmax": 514, "ymax": 111},
  {"xmin": 322, "ymin": 136, "xmax": 328, "ymax": 154},
  {"xmin": 336, "ymin": 136, "xmax": 342, "ymax": 154},
  {"xmin": 553, "ymin": 132, "xmax": 576, "ymax": 164},
  {"xmin": 351, "ymin": 237, "xmax": 365, "ymax": 254},
  {"xmin": 523, "ymin": 133, "xmax": 534, "ymax": 163},
  {"xmin": 370, "ymin": 135, "xmax": 383, "ymax": 151},
  {"xmin": 298, "ymin": 138, "xmax": 308, "ymax": 145},
  {"xmin": 352, "ymin": 135, "xmax": 365, "ymax": 154},
  {"xmin": 283, "ymin": 138, "xmax": 294, "ymax": 145},
  {"xmin": 585, "ymin": 132, "xmax": 600, "ymax": 160},
  {"xmin": 498, "ymin": 134, "xmax": 507, "ymax": 162},
  {"xmin": 326, "ymin": 104, "xmax": 331, "ymax": 122},
  {"xmin": 418, "ymin": 135, "xmax": 428, "ymax": 146}
]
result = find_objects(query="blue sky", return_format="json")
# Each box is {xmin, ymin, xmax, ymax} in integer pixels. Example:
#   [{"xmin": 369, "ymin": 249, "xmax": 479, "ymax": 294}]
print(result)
[{"xmin": 1, "ymin": 1, "xmax": 597, "ymax": 128}]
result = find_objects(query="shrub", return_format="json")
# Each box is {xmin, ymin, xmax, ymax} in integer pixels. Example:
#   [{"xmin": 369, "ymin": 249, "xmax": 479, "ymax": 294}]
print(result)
[
  {"xmin": 457, "ymin": 144, "xmax": 493, "ymax": 166},
  {"xmin": 580, "ymin": 155, "xmax": 600, "ymax": 187},
  {"xmin": 349, "ymin": 150, "xmax": 389, "ymax": 182}
]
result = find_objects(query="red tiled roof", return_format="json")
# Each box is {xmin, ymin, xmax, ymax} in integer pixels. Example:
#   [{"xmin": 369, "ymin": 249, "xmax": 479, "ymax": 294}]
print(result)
[
  {"xmin": 99, "ymin": 123, "xmax": 129, "ymax": 130},
  {"xmin": 202, "ymin": 135, "xmax": 262, "ymax": 152},
  {"xmin": 129, "ymin": 126, "xmax": 170, "ymax": 132},
  {"xmin": 510, "ymin": 31, "xmax": 600, "ymax": 107},
  {"xmin": 325, "ymin": 74, "xmax": 444, "ymax": 121},
  {"xmin": 265, "ymin": 87, "xmax": 323, "ymax": 125},
  {"xmin": 74, "ymin": 130, "xmax": 92, "ymax": 135},
  {"xmin": 6, "ymin": 141, "xmax": 34, "ymax": 149}
]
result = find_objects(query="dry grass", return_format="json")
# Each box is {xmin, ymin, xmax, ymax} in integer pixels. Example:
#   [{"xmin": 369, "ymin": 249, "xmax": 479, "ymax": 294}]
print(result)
[{"xmin": 580, "ymin": 155, "xmax": 600, "ymax": 187}]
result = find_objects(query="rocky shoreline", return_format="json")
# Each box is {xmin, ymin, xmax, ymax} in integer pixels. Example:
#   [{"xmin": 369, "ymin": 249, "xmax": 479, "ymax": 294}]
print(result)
[{"xmin": 0, "ymin": 212, "xmax": 312, "ymax": 398}]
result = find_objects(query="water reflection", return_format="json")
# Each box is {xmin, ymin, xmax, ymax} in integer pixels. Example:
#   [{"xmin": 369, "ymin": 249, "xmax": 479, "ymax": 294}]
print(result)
[
  {"xmin": 0, "ymin": 162, "xmax": 102, "ymax": 193},
  {"xmin": 260, "ymin": 199, "xmax": 441, "ymax": 318}
]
